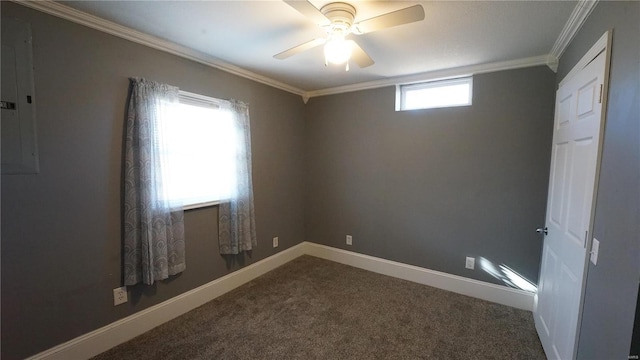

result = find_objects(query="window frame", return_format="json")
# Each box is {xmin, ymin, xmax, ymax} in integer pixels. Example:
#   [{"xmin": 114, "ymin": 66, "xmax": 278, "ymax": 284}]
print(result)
[{"xmin": 395, "ymin": 76, "xmax": 473, "ymax": 111}]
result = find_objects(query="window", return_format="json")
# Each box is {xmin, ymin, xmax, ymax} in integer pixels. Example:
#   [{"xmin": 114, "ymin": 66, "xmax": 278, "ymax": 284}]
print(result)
[
  {"xmin": 396, "ymin": 77, "xmax": 473, "ymax": 111},
  {"xmin": 159, "ymin": 91, "xmax": 237, "ymax": 209}
]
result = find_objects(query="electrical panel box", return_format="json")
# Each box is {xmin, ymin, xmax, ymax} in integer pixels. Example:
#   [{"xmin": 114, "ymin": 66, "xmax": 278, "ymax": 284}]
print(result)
[{"xmin": 2, "ymin": 17, "xmax": 39, "ymax": 174}]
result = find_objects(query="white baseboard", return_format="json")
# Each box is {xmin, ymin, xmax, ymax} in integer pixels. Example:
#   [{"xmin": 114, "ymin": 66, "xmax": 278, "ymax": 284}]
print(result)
[
  {"xmin": 304, "ymin": 242, "xmax": 535, "ymax": 311},
  {"xmin": 27, "ymin": 242, "xmax": 307, "ymax": 360},
  {"xmin": 28, "ymin": 241, "xmax": 534, "ymax": 360}
]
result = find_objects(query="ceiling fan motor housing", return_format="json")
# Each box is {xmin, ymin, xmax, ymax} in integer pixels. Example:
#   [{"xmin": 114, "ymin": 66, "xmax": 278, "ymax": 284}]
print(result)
[{"xmin": 321, "ymin": 2, "xmax": 356, "ymax": 33}]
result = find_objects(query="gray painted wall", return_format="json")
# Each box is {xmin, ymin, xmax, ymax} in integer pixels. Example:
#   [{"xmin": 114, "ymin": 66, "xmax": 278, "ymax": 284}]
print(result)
[
  {"xmin": 1, "ymin": 3, "xmax": 306, "ymax": 359},
  {"xmin": 556, "ymin": 2, "xmax": 640, "ymax": 358},
  {"xmin": 9, "ymin": 1, "xmax": 636, "ymax": 359},
  {"xmin": 304, "ymin": 66, "xmax": 556, "ymax": 287}
]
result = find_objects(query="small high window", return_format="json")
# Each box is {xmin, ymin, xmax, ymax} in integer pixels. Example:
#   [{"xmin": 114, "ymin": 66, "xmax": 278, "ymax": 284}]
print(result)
[{"xmin": 396, "ymin": 77, "xmax": 473, "ymax": 111}]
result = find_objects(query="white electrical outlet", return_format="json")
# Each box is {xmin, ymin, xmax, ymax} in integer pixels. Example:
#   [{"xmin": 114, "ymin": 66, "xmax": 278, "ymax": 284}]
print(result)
[
  {"xmin": 113, "ymin": 286, "xmax": 128, "ymax": 306},
  {"xmin": 273, "ymin": 236, "xmax": 279, "ymax": 248},
  {"xmin": 590, "ymin": 238, "xmax": 600, "ymax": 265},
  {"xmin": 346, "ymin": 235, "xmax": 352, "ymax": 245},
  {"xmin": 465, "ymin": 256, "xmax": 475, "ymax": 270}
]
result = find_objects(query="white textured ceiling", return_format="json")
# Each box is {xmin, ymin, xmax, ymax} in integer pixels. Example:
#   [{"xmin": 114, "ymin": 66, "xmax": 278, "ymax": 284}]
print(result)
[{"xmin": 59, "ymin": 1, "xmax": 577, "ymax": 92}]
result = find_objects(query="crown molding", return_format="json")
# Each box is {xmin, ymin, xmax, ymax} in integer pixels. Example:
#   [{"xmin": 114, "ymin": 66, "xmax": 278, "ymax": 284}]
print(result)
[
  {"xmin": 546, "ymin": 55, "xmax": 559, "ymax": 73},
  {"xmin": 13, "ymin": 0, "xmax": 583, "ymax": 103},
  {"xmin": 13, "ymin": 0, "xmax": 307, "ymax": 97},
  {"xmin": 549, "ymin": 0, "xmax": 599, "ymax": 59},
  {"xmin": 305, "ymin": 55, "xmax": 553, "ymax": 99}
]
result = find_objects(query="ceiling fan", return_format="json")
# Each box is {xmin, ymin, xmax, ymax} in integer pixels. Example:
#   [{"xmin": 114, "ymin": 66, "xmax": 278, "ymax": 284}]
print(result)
[{"xmin": 274, "ymin": 1, "xmax": 425, "ymax": 71}]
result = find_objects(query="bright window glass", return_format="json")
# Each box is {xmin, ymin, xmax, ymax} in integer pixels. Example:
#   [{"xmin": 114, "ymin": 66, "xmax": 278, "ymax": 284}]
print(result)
[
  {"xmin": 398, "ymin": 77, "xmax": 473, "ymax": 111},
  {"xmin": 159, "ymin": 93, "xmax": 237, "ymax": 208}
]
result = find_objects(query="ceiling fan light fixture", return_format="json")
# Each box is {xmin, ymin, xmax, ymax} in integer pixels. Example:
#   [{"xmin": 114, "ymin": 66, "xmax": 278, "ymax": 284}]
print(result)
[
  {"xmin": 278, "ymin": 1, "xmax": 424, "ymax": 70},
  {"xmin": 324, "ymin": 35, "xmax": 352, "ymax": 65}
]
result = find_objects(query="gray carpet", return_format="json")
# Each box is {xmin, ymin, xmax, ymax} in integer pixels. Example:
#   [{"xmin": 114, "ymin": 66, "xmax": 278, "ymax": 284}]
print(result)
[{"xmin": 93, "ymin": 256, "xmax": 546, "ymax": 359}]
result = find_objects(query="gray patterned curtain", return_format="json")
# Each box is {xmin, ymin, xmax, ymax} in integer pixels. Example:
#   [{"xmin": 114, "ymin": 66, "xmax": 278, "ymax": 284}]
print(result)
[
  {"xmin": 123, "ymin": 78, "xmax": 186, "ymax": 285},
  {"xmin": 219, "ymin": 100, "xmax": 257, "ymax": 254}
]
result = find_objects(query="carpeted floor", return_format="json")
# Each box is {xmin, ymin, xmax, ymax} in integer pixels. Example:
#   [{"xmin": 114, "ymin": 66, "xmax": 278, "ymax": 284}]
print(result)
[{"xmin": 93, "ymin": 256, "xmax": 546, "ymax": 359}]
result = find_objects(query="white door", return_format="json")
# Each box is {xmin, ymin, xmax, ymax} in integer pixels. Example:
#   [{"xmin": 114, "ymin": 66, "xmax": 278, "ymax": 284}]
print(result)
[{"xmin": 534, "ymin": 49, "xmax": 607, "ymax": 360}]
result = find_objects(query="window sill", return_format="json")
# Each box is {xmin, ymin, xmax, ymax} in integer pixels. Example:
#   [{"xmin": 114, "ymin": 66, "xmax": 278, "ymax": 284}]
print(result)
[{"xmin": 183, "ymin": 200, "xmax": 223, "ymax": 211}]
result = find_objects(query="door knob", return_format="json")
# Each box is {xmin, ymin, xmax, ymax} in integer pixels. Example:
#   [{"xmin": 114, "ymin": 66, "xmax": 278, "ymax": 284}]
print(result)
[{"xmin": 536, "ymin": 227, "xmax": 548, "ymax": 235}]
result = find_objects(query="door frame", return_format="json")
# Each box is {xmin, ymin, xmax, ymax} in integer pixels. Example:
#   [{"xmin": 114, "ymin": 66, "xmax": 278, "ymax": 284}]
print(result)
[{"xmin": 543, "ymin": 30, "xmax": 613, "ymax": 359}]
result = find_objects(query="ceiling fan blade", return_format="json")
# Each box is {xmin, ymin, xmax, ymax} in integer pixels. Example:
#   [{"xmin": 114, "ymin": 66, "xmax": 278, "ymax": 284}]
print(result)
[
  {"xmin": 274, "ymin": 38, "xmax": 326, "ymax": 60},
  {"xmin": 283, "ymin": 0, "xmax": 330, "ymax": 25},
  {"xmin": 348, "ymin": 41, "xmax": 374, "ymax": 68},
  {"xmin": 353, "ymin": 5, "xmax": 425, "ymax": 34}
]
